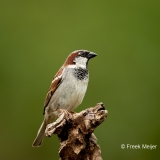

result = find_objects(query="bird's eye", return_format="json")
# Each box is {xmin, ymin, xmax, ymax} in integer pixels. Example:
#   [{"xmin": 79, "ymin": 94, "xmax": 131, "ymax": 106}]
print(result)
[{"xmin": 79, "ymin": 51, "xmax": 87, "ymax": 57}]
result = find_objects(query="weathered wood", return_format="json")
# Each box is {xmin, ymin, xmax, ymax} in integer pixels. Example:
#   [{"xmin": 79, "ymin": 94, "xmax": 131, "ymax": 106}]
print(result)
[{"xmin": 45, "ymin": 103, "xmax": 108, "ymax": 160}]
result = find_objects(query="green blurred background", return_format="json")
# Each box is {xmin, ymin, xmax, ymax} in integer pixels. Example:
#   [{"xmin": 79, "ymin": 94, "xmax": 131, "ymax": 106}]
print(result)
[{"xmin": 0, "ymin": 0, "xmax": 160, "ymax": 160}]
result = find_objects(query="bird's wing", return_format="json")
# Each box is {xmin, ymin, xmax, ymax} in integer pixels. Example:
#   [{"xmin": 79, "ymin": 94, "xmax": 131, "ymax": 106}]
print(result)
[{"xmin": 43, "ymin": 67, "xmax": 63, "ymax": 115}]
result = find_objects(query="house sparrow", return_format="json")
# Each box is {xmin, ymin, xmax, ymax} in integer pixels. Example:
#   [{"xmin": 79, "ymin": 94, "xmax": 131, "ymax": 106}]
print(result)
[{"xmin": 32, "ymin": 50, "xmax": 97, "ymax": 147}]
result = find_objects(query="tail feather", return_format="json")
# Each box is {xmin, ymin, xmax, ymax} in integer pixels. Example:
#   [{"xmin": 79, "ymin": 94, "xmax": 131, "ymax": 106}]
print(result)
[{"xmin": 32, "ymin": 120, "xmax": 46, "ymax": 147}]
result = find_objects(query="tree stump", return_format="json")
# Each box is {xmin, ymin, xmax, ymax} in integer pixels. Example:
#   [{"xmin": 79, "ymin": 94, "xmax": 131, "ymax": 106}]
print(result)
[{"xmin": 45, "ymin": 102, "xmax": 108, "ymax": 160}]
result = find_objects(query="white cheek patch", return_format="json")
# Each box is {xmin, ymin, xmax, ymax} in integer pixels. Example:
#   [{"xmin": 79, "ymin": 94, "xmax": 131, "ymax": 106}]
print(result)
[{"xmin": 74, "ymin": 57, "xmax": 88, "ymax": 68}]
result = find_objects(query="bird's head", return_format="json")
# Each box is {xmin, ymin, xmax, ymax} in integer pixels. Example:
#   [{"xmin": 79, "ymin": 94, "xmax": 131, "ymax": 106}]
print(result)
[{"xmin": 64, "ymin": 50, "xmax": 97, "ymax": 68}]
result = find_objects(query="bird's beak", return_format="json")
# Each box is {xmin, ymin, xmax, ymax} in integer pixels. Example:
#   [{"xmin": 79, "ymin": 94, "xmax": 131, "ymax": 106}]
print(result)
[{"xmin": 87, "ymin": 52, "xmax": 98, "ymax": 59}]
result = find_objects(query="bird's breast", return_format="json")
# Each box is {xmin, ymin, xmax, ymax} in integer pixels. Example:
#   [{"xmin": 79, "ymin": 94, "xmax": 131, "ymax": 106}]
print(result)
[{"xmin": 48, "ymin": 67, "xmax": 89, "ymax": 112}]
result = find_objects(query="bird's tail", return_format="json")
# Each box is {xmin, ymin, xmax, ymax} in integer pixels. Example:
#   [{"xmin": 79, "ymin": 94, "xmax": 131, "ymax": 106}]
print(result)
[{"xmin": 32, "ymin": 120, "xmax": 46, "ymax": 147}]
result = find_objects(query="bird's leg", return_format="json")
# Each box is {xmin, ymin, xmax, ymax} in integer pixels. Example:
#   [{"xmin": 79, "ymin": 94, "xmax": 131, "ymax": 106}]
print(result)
[
  {"xmin": 45, "ymin": 109, "xmax": 71, "ymax": 136},
  {"xmin": 57, "ymin": 108, "xmax": 71, "ymax": 118}
]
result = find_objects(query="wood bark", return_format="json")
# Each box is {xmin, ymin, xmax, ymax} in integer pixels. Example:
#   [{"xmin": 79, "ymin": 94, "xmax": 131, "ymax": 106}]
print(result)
[{"xmin": 45, "ymin": 102, "xmax": 108, "ymax": 160}]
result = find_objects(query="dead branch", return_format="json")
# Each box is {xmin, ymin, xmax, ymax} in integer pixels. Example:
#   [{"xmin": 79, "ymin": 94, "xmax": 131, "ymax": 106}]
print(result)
[{"xmin": 45, "ymin": 102, "xmax": 108, "ymax": 160}]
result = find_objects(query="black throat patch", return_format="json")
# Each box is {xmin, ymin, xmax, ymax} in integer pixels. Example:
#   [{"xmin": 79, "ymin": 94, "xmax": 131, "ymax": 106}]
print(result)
[{"xmin": 74, "ymin": 67, "xmax": 89, "ymax": 80}]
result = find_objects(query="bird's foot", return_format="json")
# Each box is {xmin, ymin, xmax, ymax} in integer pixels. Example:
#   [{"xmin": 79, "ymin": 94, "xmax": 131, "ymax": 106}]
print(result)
[{"xmin": 45, "ymin": 109, "xmax": 72, "ymax": 136}]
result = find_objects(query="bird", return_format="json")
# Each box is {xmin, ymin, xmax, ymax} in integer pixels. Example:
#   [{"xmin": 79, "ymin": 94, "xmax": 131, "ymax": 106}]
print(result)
[{"xmin": 32, "ymin": 50, "xmax": 97, "ymax": 147}]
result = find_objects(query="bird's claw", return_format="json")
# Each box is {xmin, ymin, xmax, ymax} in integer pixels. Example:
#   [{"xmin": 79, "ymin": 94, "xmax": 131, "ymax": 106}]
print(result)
[{"xmin": 45, "ymin": 109, "xmax": 72, "ymax": 136}]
